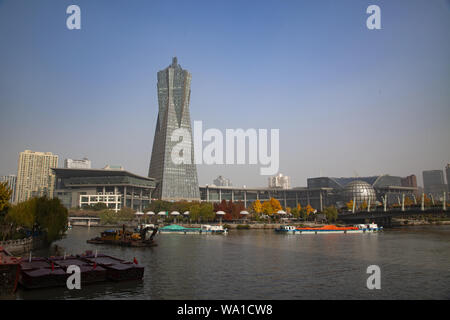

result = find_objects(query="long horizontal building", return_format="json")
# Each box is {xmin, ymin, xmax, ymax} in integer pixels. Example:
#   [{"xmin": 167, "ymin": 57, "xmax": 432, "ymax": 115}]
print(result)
[
  {"xmin": 200, "ymin": 174, "xmax": 418, "ymax": 211},
  {"xmin": 52, "ymin": 168, "xmax": 156, "ymax": 212},
  {"xmin": 200, "ymin": 185, "xmax": 334, "ymax": 211}
]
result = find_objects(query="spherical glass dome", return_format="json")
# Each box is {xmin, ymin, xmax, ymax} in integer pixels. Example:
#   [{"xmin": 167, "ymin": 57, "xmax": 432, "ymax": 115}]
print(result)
[{"xmin": 341, "ymin": 180, "xmax": 377, "ymax": 206}]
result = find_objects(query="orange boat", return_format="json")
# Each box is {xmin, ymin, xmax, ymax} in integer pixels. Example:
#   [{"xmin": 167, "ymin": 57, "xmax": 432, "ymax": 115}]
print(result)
[{"xmin": 295, "ymin": 225, "xmax": 361, "ymax": 234}]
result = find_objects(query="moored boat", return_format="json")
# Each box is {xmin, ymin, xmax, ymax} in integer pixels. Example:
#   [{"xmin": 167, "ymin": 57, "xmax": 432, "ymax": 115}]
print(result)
[
  {"xmin": 0, "ymin": 247, "xmax": 20, "ymax": 296},
  {"xmin": 19, "ymin": 257, "xmax": 68, "ymax": 289},
  {"xmin": 87, "ymin": 225, "xmax": 158, "ymax": 247},
  {"xmin": 274, "ymin": 225, "xmax": 298, "ymax": 234},
  {"xmin": 159, "ymin": 224, "xmax": 227, "ymax": 234},
  {"xmin": 80, "ymin": 253, "xmax": 144, "ymax": 282}
]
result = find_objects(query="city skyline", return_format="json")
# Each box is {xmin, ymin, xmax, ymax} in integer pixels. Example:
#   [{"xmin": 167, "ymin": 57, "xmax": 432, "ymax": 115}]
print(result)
[{"xmin": 0, "ymin": 0, "xmax": 449, "ymax": 188}]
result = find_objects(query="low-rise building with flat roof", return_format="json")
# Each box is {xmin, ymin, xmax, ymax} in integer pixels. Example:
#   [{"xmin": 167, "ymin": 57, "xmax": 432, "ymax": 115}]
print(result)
[{"xmin": 52, "ymin": 168, "xmax": 156, "ymax": 212}]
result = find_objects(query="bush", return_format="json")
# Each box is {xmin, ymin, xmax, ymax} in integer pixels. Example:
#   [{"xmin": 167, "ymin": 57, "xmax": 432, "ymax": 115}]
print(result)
[{"xmin": 236, "ymin": 224, "xmax": 250, "ymax": 229}]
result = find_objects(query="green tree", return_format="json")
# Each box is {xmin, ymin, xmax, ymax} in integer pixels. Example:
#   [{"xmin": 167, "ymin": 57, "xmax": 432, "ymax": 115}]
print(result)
[
  {"xmin": 6, "ymin": 197, "xmax": 68, "ymax": 244},
  {"xmin": 0, "ymin": 182, "xmax": 12, "ymax": 214},
  {"xmin": 199, "ymin": 202, "xmax": 214, "ymax": 222},
  {"xmin": 35, "ymin": 197, "xmax": 68, "ymax": 243},
  {"xmin": 323, "ymin": 206, "xmax": 338, "ymax": 223},
  {"xmin": 189, "ymin": 203, "xmax": 201, "ymax": 222}
]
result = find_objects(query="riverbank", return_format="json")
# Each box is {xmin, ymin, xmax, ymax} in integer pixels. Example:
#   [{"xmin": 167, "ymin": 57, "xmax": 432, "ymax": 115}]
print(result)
[
  {"xmin": 391, "ymin": 218, "xmax": 450, "ymax": 227},
  {"xmin": 72, "ymin": 218, "xmax": 450, "ymax": 229}
]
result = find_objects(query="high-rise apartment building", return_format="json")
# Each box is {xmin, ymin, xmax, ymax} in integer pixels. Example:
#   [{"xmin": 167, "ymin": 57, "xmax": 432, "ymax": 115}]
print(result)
[
  {"xmin": 15, "ymin": 150, "xmax": 58, "ymax": 203},
  {"xmin": 401, "ymin": 175, "xmax": 417, "ymax": 188},
  {"xmin": 0, "ymin": 174, "xmax": 17, "ymax": 202},
  {"xmin": 64, "ymin": 158, "xmax": 91, "ymax": 169},
  {"xmin": 213, "ymin": 176, "xmax": 232, "ymax": 187},
  {"xmin": 148, "ymin": 57, "xmax": 200, "ymax": 201},
  {"xmin": 268, "ymin": 173, "xmax": 291, "ymax": 189},
  {"xmin": 422, "ymin": 170, "xmax": 446, "ymax": 198}
]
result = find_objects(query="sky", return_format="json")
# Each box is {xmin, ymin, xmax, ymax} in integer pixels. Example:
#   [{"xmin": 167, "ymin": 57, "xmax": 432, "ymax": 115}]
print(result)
[{"xmin": 0, "ymin": 0, "xmax": 449, "ymax": 188}]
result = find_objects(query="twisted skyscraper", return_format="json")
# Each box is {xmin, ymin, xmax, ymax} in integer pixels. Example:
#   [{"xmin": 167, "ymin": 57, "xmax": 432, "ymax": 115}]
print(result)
[{"xmin": 148, "ymin": 58, "xmax": 200, "ymax": 201}]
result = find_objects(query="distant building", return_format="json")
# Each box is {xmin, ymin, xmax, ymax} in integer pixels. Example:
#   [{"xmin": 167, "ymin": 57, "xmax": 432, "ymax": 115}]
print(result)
[
  {"xmin": 52, "ymin": 168, "xmax": 156, "ymax": 212},
  {"xmin": 307, "ymin": 175, "xmax": 417, "ymax": 206},
  {"xmin": 103, "ymin": 164, "xmax": 124, "ymax": 171},
  {"xmin": 15, "ymin": 150, "xmax": 58, "ymax": 203},
  {"xmin": 446, "ymin": 164, "xmax": 450, "ymax": 192},
  {"xmin": 0, "ymin": 175, "xmax": 16, "ymax": 202},
  {"xmin": 268, "ymin": 173, "xmax": 291, "ymax": 189},
  {"xmin": 422, "ymin": 170, "xmax": 446, "ymax": 198},
  {"xmin": 64, "ymin": 158, "xmax": 91, "ymax": 169},
  {"xmin": 401, "ymin": 175, "xmax": 417, "ymax": 188},
  {"xmin": 213, "ymin": 176, "xmax": 232, "ymax": 187},
  {"xmin": 147, "ymin": 57, "xmax": 200, "ymax": 201}
]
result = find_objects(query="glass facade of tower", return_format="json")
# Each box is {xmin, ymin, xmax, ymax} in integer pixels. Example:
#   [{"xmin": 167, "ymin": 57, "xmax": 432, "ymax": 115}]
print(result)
[{"xmin": 148, "ymin": 58, "xmax": 200, "ymax": 201}]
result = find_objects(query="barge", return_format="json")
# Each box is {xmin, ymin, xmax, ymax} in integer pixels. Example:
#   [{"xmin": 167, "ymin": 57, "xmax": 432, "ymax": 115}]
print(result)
[
  {"xmin": 275, "ymin": 224, "xmax": 383, "ymax": 234},
  {"xmin": 0, "ymin": 247, "xmax": 20, "ymax": 296},
  {"xmin": 87, "ymin": 225, "xmax": 158, "ymax": 247},
  {"xmin": 159, "ymin": 224, "xmax": 228, "ymax": 234},
  {"xmin": 18, "ymin": 251, "xmax": 144, "ymax": 289}
]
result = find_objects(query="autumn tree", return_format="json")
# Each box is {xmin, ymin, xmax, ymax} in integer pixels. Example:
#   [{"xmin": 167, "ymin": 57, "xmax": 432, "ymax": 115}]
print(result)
[
  {"xmin": 305, "ymin": 204, "xmax": 315, "ymax": 217},
  {"xmin": 346, "ymin": 200, "xmax": 354, "ymax": 211},
  {"xmin": 251, "ymin": 200, "xmax": 262, "ymax": 215},
  {"xmin": 360, "ymin": 201, "xmax": 368, "ymax": 210}
]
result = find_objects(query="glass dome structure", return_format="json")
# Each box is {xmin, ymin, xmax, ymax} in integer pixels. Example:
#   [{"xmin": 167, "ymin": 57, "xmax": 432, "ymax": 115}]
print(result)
[{"xmin": 341, "ymin": 180, "xmax": 377, "ymax": 206}]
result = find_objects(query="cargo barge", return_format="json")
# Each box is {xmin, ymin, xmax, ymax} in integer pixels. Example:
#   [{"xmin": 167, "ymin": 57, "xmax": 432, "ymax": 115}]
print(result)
[
  {"xmin": 87, "ymin": 225, "xmax": 158, "ymax": 247},
  {"xmin": 17, "ymin": 251, "xmax": 144, "ymax": 290},
  {"xmin": 275, "ymin": 224, "xmax": 383, "ymax": 234},
  {"xmin": 0, "ymin": 247, "xmax": 20, "ymax": 296}
]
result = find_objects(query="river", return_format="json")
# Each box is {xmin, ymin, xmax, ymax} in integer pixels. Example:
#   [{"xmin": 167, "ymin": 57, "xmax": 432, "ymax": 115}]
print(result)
[{"xmin": 15, "ymin": 225, "xmax": 450, "ymax": 300}]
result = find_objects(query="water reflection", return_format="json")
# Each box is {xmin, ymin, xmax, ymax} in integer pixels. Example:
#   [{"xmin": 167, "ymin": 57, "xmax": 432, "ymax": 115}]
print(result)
[{"xmin": 15, "ymin": 225, "xmax": 450, "ymax": 300}]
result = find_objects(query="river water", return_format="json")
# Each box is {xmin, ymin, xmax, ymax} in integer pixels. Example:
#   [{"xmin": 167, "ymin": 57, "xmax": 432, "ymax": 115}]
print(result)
[{"xmin": 15, "ymin": 225, "xmax": 450, "ymax": 300}]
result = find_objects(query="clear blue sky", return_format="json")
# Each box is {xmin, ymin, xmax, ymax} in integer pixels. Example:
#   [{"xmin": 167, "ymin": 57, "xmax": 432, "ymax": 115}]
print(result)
[{"xmin": 0, "ymin": 0, "xmax": 449, "ymax": 187}]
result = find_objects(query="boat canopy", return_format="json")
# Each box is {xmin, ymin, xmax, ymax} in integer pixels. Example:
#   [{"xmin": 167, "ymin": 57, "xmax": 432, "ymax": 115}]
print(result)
[{"xmin": 160, "ymin": 224, "xmax": 200, "ymax": 231}]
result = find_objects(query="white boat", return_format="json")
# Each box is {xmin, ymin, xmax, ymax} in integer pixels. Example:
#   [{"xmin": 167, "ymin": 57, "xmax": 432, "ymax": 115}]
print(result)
[
  {"xmin": 200, "ymin": 225, "xmax": 228, "ymax": 234},
  {"xmin": 274, "ymin": 225, "xmax": 298, "ymax": 234},
  {"xmin": 355, "ymin": 223, "xmax": 383, "ymax": 232}
]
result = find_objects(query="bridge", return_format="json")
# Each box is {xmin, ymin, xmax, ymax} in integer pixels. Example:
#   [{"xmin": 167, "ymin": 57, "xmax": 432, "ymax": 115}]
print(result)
[{"xmin": 338, "ymin": 207, "xmax": 449, "ymax": 227}]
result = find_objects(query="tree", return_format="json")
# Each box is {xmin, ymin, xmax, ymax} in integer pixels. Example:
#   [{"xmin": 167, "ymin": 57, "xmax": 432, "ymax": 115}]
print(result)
[
  {"xmin": 360, "ymin": 201, "xmax": 368, "ymax": 210},
  {"xmin": 200, "ymin": 202, "xmax": 215, "ymax": 221},
  {"xmin": 305, "ymin": 204, "xmax": 315, "ymax": 218},
  {"xmin": 261, "ymin": 198, "xmax": 282, "ymax": 215},
  {"xmin": 251, "ymin": 200, "xmax": 262, "ymax": 215},
  {"xmin": 346, "ymin": 200, "xmax": 354, "ymax": 211},
  {"xmin": 189, "ymin": 203, "xmax": 201, "ymax": 222},
  {"xmin": 35, "ymin": 197, "xmax": 68, "ymax": 243},
  {"xmin": 6, "ymin": 197, "xmax": 68, "ymax": 244},
  {"xmin": 323, "ymin": 206, "xmax": 338, "ymax": 222},
  {"xmin": 0, "ymin": 182, "xmax": 12, "ymax": 214}
]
